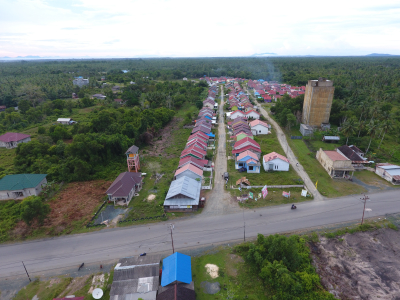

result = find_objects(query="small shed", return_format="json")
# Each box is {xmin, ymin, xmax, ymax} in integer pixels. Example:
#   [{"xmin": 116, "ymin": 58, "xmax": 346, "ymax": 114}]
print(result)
[
  {"xmin": 57, "ymin": 118, "xmax": 76, "ymax": 125},
  {"xmin": 300, "ymin": 124, "xmax": 313, "ymax": 136},
  {"xmin": 375, "ymin": 163, "xmax": 400, "ymax": 185},
  {"xmin": 322, "ymin": 136, "xmax": 340, "ymax": 143}
]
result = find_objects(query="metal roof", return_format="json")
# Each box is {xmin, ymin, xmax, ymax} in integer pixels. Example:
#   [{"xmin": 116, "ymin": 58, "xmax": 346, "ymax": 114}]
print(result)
[
  {"xmin": 0, "ymin": 174, "xmax": 47, "ymax": 191},
  {"xmin": 323, "ymin": 136, "xmax": 340, "ymax": 140},
  {"xmin": 161, "ymin": 252, "xmax": 192, "ymax": 287},
  {"xmin": 106, "ymin": 172, "xmax": 142, "ymax": 197},
  {"xmin": 164, "ymin": 176, "xmax": 201, "ymax": 206},
  {"xmin": 126, "ymin": 145, "xmax": 139, "ymax": 154},
  {"xmin": 57, "ymin": 118, "xmax": 72, "ymax": 122},
  {"xmin": 380, "ymin": 165, "xmax": 400, "ymax": 176},
  {"xmin": 0, "ymin": 132, "xmax": 30, "ymax": 143}
]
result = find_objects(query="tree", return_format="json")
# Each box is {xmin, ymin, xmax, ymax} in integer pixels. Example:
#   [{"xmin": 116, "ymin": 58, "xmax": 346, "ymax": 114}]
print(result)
[
  {"xmin": 195, "ymin": 100, "xmax": 203, "ymax": 109},
  {"xmin": 18, "ymin": 84, "xmax": 46, "ymax": 108},
  {"xmin": 341, "ymin": 118, "xmax": 357, "ymax": 145},
  {"xmin": 18, "ymin": 99, "xmax": 31, "ymax": 114},
  {"xmin": 286, "ymin": 114, "xmax": 296, "ymax": 132},
  {"xmin": 366, "ymin": 121, "xmax": 379, "ymax": 154},
  {"xmin": 378, "ymin": 119, "xmax": 394, "ymax": 149},
  {"xmin": 20, "ymin": 196, "xmax": 51, "ymax": 226}
]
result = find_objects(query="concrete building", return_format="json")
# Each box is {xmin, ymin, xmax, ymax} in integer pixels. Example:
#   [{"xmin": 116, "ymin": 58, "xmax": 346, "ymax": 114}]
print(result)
[
  {"xmin": 72, "ymin": 77, "xmax": 89, "ymax": 87},
  {"xmin": 0, "ymin": 132, "xmax": 31, "ymax": 149},
  {"xmin": 0, "ymin": 174, "xmax": 47, "ymax": 200},
  {"xmin": 302, "ymin": 78, "xmax": 335, "ymax": 127},
  {"xmin": 375, "ymin": 163, "xmax": 400, "ymax": 185},
  {"xmin": 300, "ymin": 124, "xmax": 313, "ymax": 136},
  {"xmin": 316, "ymin": 148, "xmax": 354, "ymax": 178}
]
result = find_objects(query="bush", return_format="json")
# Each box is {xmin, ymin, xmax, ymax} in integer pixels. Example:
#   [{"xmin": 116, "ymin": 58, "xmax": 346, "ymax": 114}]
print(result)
[
  {"xmin": 37, "ymin": 126, "xmax": 46, "ymax": 134},
  {"xmin": 20, "ymin": 196, "xmax": 51, "ymax": 226}
]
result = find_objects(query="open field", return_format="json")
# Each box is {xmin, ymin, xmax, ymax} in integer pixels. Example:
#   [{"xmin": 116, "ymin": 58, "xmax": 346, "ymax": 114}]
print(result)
[
  {"xmin": 13, "ymin": 270, "xmax": 114, "ymax": 300},
  {"xmin": 192, "ymin": 247, "xmax": 267, "ymax": 300},
  {"xmin": 7, "ymin": 180, "xmax": 110, "ymax": 242},
  {"xmin": 0, "ymin": 148, "xmax": 15, "ymax": 179},
  {"xmin": 284, "ymin": 126, "xmax": 367, "ymax": 198}
]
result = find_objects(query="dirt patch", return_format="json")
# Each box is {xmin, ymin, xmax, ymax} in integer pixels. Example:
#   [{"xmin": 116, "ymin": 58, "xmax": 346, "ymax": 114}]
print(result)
[
  {"xmin": 58, "ymin": 275, "xmax": 90, "ymax": 298},
  {"xmin": 145, "ymin": 117, "xmax": 182, "ymax": 158},
  {"xmin": 147, "ymin": 194, "xmax": 156, "ymax": 201},
  {"xmin": 226, "ymin": 254, "xmax": 244, "ymax": 277},
  {"xmin": 47, "ymin": 278, "xmax": 61, "ymax": 288},
  {"xmin": 11, "ymin": 180, "xmax": 111, "ymax": 238},
  {"xmin": 88, "ymin": 274, "xmax": 105, "ymax": 294},
  {"xmin": 205, "ymin": 264, "xmax": 219, "ymax": 279},
  {"xmin": 312, "ymin": 228, "xmax": 400, "ymax": 299}
]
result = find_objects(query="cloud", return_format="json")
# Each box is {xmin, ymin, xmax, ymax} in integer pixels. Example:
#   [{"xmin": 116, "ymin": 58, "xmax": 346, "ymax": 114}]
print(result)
[{"xmin": 0, "ymin": 0, "xmax": 400, "ymax": 57}]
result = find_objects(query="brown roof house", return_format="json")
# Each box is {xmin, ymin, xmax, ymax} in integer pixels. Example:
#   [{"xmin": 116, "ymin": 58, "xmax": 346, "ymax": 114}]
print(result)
[
  {"xmin": 337, "ymin": 145, "xmax": 368, "ymax": 170},
  {"xmin": 106, "ymin": 172, "xmax": 143, "ymax": 206},
  {"xmin": 316, "ymin": 148, "xmax": 354, "ymax": 178},
  {"xmin": 0, "ymin": 132, "xmax": 31, "ymax": 149}
]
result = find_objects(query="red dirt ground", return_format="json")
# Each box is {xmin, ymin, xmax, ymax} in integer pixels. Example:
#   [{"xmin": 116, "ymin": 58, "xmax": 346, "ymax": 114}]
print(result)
[{"xmin": 11, "ymin": 180, "xmax": 112, "ymax": 238}]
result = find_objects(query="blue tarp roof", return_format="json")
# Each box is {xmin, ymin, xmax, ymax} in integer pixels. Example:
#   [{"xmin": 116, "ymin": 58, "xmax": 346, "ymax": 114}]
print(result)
[
  {"xmin": 207, "ymin": 133, "xmax": 215, "ymax": 137},
  {"xmin": 205, "ymin": 115, "xmax": 212, "ymax": 120},
  {"xmin": 161, "ymin": 252, "xmax": 192, "ymax": 287}
]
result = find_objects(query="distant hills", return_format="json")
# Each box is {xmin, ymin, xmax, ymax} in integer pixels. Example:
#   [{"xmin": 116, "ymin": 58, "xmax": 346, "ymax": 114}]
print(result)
[
  {"xmin": 251, "ymin": 53, "xmax": 277, "ymax": 57},
  {"xmin": 366, "ymin": 53, "xmax": 397, "ymax": 56}
]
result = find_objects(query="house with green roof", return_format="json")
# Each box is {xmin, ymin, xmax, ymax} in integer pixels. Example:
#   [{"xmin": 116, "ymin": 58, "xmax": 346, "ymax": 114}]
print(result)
[{"xmin": 0, "ymin": 174, "xmax": 47, "ymax": 200}]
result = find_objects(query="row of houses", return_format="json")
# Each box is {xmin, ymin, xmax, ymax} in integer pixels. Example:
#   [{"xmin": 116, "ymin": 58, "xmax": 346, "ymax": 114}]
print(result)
[
  {"xmin": 163, "ymin": 86, "xmax": 218, "ymax": 212},
  {"xmin": 108, "ymin": 252, "xmax": 196, "ymax": 300},
  {"xmin": 247, "ymin": 79, "xmax": 305, "ymax": 102},
  {"xmin": 226, "ymin": 80, "xmax": 290, "ymax": 174}
]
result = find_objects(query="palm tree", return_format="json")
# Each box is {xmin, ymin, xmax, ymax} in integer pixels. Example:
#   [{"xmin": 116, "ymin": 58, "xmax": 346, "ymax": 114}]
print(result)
[
  {"xmin": 366, "ymin": 121, "xmax": 379, "ymax": 154},
  {"xmin": 358, "ymin": 120, "xmax": 366, "ymax": 138},
  {"xmin": 358, "ymin": 102, "xmax": 369, "ymax": 123},
  {"xmin": 341, "ymin": 118, "xmax": 357, "ymax": 145},
  {"xmin": 378, "ymin": 120, "xmax": 394, "ymax": 149}
]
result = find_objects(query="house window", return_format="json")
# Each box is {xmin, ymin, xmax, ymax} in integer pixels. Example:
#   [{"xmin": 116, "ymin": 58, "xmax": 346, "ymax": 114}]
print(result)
[
  {"xmin": 239, "ymin": 163, "xmax": 243, "ymax": 167},
  {"xmin": 259, "ymin": 130, "xmax": 261, "ymax": 133},
  {"xmin": 249, "ymin": 166, "xmax": 254, "ymax": 170}
]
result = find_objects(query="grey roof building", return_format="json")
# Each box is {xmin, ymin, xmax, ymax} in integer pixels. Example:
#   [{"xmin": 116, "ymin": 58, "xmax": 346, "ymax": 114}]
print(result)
[
  {"xmin": 110, "ymin": 255, "xmax": 161, "ymax": 300},
  {"xmin": 163, "ymin": 176, "xmax": 201, "ymax": 210}
]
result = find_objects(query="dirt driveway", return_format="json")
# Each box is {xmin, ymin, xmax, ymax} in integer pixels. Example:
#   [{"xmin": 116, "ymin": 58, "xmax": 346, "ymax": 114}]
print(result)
[{"xmin": 202, "ymin": 85, "xmax": 240, "ymax": 216}]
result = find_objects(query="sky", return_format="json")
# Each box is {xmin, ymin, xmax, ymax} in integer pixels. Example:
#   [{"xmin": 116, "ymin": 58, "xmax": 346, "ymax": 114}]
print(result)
[{"xmin": 0, "ymin": 0, "xmax": 400, "ymax": 58}]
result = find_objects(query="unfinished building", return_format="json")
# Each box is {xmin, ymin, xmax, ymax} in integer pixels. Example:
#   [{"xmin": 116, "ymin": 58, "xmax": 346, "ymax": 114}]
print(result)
[{"xmin": 302, "ymin": 78, "xmax": 335, "ymax": 128}]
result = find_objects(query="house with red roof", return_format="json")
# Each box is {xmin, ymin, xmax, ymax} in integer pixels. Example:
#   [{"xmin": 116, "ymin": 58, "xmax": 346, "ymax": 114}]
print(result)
[
  {"xmin": 186, "ymin": 140, "xmax": 207, "ymax": 151},
  {"xmin": 0, "ymin": 132, "xmax": 31, "ymax": 149},
  {"xmin": 174, "ymin": 164, "xmax": 203, "ymax": 181},
  {"xmin": 235, "ymin": 150, "xmax": 261, "ymax": 173},
  {"xmin": 245, "ymin": 110, "xmax": 260, "ymax": 119},
  {"xmin": 232, "ymin": 144, "xmax": 261, "ymax": 158},
  {"xmin": 262, "ymin": 152, "xmax": 290, "ymax": 172},
  {"xmin": 316, "ymin": 148, "xmax": 354, "ymax": 178},
  {"xmin": 249, "ymin": 120, "xmax": 269, "ymax": 135},
  {"xmin": 180, "ymin": 146, "xmax": 206, "ymax": 160},
  {"xmin": 178, "ymin": 157, "xmax": 208, "ymax": 170},
  {"xmin": 230, "ymin": 110, "xmax": 246, "ymax": 119}
]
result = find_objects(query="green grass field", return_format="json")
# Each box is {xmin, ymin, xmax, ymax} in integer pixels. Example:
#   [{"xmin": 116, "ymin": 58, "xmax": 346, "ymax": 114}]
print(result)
[
  {"xmin": 192, "ymin": 247, "xmax": 267, "ymax": 300},
  {"xmin": 285, "ymin": 127, "xmax": 367, "ymax": 197}
]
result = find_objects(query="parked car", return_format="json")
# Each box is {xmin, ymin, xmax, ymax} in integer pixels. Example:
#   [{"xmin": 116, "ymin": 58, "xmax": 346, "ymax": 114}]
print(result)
[{"xmin": 224, "ymin": 172, "xmax": 229, "ymax": 180}]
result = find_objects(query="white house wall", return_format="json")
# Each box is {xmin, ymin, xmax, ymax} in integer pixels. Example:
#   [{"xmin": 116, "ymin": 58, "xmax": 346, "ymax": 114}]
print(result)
[
  {"xmin": 263, "ymin": 158, "xmax": 289, "ymax": 171},
  {"xmin": 0, "ymin": 137, "xmax": 31, "ymax": 149},
  {"xmin": 251, "ymin": 125, "xmax": 269, "ymax": 135}
]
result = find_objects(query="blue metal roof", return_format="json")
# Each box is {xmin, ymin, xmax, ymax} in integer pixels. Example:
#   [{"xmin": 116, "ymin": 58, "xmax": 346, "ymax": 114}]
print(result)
[
  {"xmin": 207, "ymin": 133, "xmax": 215, "ymax": 137},
  {"xmin": 161, "ymin": 252, "xmax": 192, "ymax": 287}
]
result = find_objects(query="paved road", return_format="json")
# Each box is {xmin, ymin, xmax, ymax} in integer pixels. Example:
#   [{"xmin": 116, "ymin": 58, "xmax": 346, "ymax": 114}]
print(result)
[
  {"xmin": 202, "ymin": 85, "xmax": 240, "ymax": 215},
  {"xmin": 1, "ymin": 189, "xmax": 399, "ymax": 279},
  {"xmin": 246, "ymin": 89, "xmax": 322, "ymax": 200}
]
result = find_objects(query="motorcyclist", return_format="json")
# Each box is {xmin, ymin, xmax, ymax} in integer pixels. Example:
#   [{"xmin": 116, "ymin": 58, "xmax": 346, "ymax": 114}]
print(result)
[{"xmin": 291, "ymin": 204, "xmax": 296, "ymax": 209}]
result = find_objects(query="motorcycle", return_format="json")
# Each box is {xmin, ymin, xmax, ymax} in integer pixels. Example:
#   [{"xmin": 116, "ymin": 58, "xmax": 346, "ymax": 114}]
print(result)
[{"xmin": 291, "ymin": 205, "xmax": 297, "ymax": 210}]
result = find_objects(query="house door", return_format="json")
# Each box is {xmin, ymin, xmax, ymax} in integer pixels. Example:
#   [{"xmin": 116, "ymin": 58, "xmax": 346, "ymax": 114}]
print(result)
[{"xmin": 268, "ymin": 163, "xmax": 274, "ymax": 171}]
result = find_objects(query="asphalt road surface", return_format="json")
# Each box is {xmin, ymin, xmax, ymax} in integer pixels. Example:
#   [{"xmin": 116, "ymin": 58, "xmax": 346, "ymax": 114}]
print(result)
[{"xmin": 1, "ymin": 189, "xmax": 399, "ymax": 280}]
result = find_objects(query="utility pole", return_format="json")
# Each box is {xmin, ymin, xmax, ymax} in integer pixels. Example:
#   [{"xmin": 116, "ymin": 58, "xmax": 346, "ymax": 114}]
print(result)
[
  {"xmin": 360, "ymin": 194, "xmax": 370, "ymax": 225},
  {"xmin": 22, "ymin": 261, "xmax": 31, "ymax": 282},
  {"xmin": 169, "ymin": 224, "xmax": 175, "ymax": 253}
]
